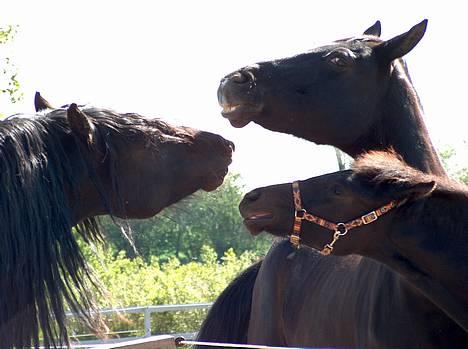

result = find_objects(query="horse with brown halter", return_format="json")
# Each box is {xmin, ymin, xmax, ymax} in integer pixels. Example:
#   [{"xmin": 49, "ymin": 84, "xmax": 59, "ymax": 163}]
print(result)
[
  {"xmin": 1, "ymin": 95, "xmax": 233, "ymax": 349},
  {"xmin": 239, "ymin": 150, "xmax": 468, "ymax": 334},
  {"xmin": 198, "ymin": 21, "xmax": 468, "ymax": 348}
]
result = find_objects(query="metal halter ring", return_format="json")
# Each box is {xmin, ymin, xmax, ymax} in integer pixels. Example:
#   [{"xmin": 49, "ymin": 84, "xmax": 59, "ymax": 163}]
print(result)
[
  {"xmin": 295, "ymin": 208, "xmax": 306, "ymax": 219},
  {"xmin": 335, "ymin": 223, "xmax": 348, "ymax": 235}
]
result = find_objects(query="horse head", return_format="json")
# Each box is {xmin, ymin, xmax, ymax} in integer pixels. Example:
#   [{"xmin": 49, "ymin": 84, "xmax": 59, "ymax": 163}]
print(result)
[
  {"xmin": 60, "ymin": 103, "xmax": 234, "ymax": 221},
  {"xmin": 218, "ymin": 20, "xmax": 427, "ymax": 153},
  {"xmin": 239, "ymin": 150, "xmax": 438, "ymax": 255}
]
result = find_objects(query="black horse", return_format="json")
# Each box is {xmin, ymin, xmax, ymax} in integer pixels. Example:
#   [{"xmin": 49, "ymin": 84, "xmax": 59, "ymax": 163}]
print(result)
[
  {"xmin": 239, "ymin": 150, "xmax": 468, "ymax": 334},
  {"xmin": 199, "ymin": 21, "xmax": 468, "ymax": 348},
  {"xmin": 1, "ymin": 95, "xmax": 233, "ymax": 349},
  {"xmin": 217, "ymin": 20, "xmax": 442, "ymax": 175}
]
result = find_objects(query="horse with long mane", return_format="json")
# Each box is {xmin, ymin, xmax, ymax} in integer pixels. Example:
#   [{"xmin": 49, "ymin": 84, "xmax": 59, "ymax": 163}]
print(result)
[
  {"xmin": 198, "ymin": 21, "xmax": 468, "ymax": 348},
  {"xmin": 239, "ymin": 150, "xmax": 468, "ymax": 333},
  {"xmin": 1, "ymin": 95, "xmax": 233, "ymax": 349}
]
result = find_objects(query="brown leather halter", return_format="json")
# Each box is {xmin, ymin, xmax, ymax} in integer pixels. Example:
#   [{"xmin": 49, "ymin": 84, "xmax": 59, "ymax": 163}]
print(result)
[{"xmin": 290, "ymin": 181, "xmax": 401, "ymax": 255}]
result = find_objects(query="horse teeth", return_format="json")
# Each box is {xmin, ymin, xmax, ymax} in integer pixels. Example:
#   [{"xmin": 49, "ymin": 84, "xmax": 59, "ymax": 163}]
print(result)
[
  {"xmin": 249, "ymin": 213, "xmax": 271, "ymax": 220},
  {"xmin": 222, "ymin": 105, "xmax": 240, "ymax": 113}
]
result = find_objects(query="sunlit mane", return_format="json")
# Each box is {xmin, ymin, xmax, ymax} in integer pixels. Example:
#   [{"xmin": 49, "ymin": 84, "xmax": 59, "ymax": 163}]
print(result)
[
  {"xmin": 338, "ymin": 36, "xmax": 382, "ymax": 44},
  {"xmin": 352, "ymin": 150, "xmax": 466, "ymax": 195}
]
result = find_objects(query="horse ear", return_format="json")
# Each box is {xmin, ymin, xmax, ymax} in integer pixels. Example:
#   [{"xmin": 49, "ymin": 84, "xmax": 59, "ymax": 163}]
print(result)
[
  {"xmin": 375, "ymin": 19, "xmax": 427, "ymax": 63},
  {"xmin": 67, "ymin": 103, "xmax": 95, "ymax": 145},
  {"xmin": 34, "ymin": 91, "xmax": 54, "ymax": 112},
  {"xmin": 393, "ymin": 180, "xmax": 437, "ymax": 202},
  {"xmin": 363, "ymin": 20, "xmax": 381, "ymax": 37}
]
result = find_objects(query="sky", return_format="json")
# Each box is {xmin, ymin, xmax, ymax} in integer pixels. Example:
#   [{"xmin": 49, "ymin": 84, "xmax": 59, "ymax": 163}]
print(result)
[{"xmin": 2, "ymin": 1, "xmax": 467, "ymax": 192}]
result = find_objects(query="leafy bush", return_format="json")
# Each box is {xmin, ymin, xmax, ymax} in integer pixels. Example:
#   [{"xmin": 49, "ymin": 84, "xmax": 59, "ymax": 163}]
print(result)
[
  {"xmin": 0, "ymin": 25, "xmax": 22, "ymax": 108},
  {"xmin": 439, "ymin": 143, "xmax": 468, "ymax": 185},
  {"xmin": 71, "ymin": 244, "xmax": 260, "ymax": 338}
]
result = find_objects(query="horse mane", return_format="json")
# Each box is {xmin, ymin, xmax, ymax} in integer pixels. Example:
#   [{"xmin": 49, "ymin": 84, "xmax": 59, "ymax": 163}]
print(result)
[
  {"xmin": 352, "ymin": 150, "xmax": 468, "ymax": 247},
  {"xmin": 49, "ymin": 106, "xmax": 193, "ymax": 142},
  {"xmin": 352, "ymin": 150, "xmax": 464, "ymax": 193},
  {"xmin": 352, "ymin": 150, "xmax": 434, "ymax": 186},
  {"xmin": 0, "ymin": 106, "xmax": 191, "ymax": 348}
]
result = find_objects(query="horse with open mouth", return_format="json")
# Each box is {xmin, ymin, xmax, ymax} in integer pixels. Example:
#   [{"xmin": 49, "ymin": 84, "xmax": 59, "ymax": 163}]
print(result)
[
  {"xmin": 240, "ymin": 150, "xmax": 468, "ymax": 335},
  {"xmin": 198, "ymin": 20, "xmax": 468, "ymax": 349},
  {"xmin": 1, "ymin": 94, "xmax": 233, "ymax": 349}
]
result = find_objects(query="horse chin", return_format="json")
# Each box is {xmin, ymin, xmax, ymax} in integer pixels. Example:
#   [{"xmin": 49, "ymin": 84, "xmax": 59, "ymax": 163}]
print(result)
[
  {"xmin": 243, "ymin": 221, "xmax": 266, "ymax": 236},
  {"xmin": 221, "ymin": 111, "xmax": 252, "ymax": 128},
  {"xmin": 228, "ymin": 118, "xmax": 251, "ymax": 128},
  {"xmin": 202, "ymin": 175, "xmax": 226, "ymax": 192},
  {"xmin": 220, "ymin": 104, "xmax": 263, "ymax": 128}
]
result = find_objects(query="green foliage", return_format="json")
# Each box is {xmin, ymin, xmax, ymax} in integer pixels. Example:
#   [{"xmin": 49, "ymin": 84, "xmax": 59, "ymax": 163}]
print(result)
[
  {"xmin": 439, "ymin": 142, "xmax": 468, "ymax": 185},
  {"xmin": 102, "ymin": 174, "xmax": 272, "ymax": 263},
  {"xmin": 71, "ymin": 243, "xmax": 259, "ymax": 338},
  {"xmin": 0, "ymin": 25, "xmax": 17, "ymax": 44},
  {"xmin": 0, "ymin": 25, "xmax": 22, "ymax": 109},
  {"xmin": 68, "ymin": 174, "xmax": 271, "ymax": 338}
]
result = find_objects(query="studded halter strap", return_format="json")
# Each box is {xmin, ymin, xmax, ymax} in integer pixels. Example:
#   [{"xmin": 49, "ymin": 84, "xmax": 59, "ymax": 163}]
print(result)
[{"xmin": 290, "ymin": 181, "xmax": 401, "ymax": 255}]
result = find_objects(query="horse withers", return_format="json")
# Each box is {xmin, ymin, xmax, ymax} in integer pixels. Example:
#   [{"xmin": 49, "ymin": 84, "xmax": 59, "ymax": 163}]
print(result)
[
  {"xmin": 0, "ymin": 96, "xmax": 233, "ymax": 349},
  {"xmin": 240, "ymin": 150, "xmax": 468, "ymax": 334}
]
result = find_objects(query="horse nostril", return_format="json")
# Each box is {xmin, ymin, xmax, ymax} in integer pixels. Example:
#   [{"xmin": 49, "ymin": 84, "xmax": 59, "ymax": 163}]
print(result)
[
  {"xmin": 231, "ymin": 71, "xmax": 249, "ymax": 84},
  {"xmin": 218, "ymin": 138, "xmax": 235, "ymax": 157},
  {"xmin": 245, "ymin": 189, "xmax": 261, "ymax": 202},
  {"xmin": 226, "ymin": 140, "xmax": 235, "ymax": 152}
]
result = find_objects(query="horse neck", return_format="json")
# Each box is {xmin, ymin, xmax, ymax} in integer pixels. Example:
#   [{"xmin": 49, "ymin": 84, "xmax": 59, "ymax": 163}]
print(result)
[
  {"xmin": 347, "ymin": 62, "xmax": 461, "ymax": 329},
  {"xmin": 349, "ymin": 61, "xmax": 446, "ymax": 177},
  {"xmin": 407, "ymin": 192, "xmax": 468, "ymax": 293},
  {"xmin": 373, "ymin": 192, "xmax": 468, "ymax": 331}
]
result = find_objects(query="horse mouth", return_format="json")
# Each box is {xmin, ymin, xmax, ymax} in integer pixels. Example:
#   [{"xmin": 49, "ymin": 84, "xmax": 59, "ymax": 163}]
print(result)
[
  {"xmin": 203, "ymin": 168, "xmax": 229, "ymax": 192},
  {"xmin": 243, "ymin": 211, "xmax": 274, "ymax": 235},
  {"xmin": 220, "ymin": 103, "xmax": 262, "ymax": 128}
]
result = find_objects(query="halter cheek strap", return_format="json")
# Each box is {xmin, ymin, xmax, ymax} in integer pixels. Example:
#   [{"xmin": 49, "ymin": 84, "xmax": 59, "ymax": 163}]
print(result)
[{"xmin": 290, "ymin": 181, "xmax": 400, "ymax": 255}]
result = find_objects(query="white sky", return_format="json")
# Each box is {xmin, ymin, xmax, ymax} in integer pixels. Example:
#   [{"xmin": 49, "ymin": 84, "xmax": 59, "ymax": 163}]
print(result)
[{"xmin": 2, "ymin": 1, "xmax": 467, "ymax": 191}]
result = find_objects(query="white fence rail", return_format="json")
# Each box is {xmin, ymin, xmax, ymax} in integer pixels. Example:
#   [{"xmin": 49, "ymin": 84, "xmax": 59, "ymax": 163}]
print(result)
[{"xmin": 66, "ymin": 303, "xmax": 213, "ymax": 347}]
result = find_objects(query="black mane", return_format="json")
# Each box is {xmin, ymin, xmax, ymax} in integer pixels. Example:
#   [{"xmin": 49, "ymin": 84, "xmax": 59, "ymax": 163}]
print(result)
[
  {"xmin": 0, "ymin": 107, "xmax": 191, "ymax": 348},
  {"xmin": 353, "ymin": 151, "xmax": 468, "ymax": 245}
]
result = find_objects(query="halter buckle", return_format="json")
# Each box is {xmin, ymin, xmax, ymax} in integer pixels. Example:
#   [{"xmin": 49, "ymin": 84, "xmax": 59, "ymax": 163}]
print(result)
[
  {"xmin": 289, "ymin": 234, "xmax": 301, "ymax": 248},
  {"xmin": 362, "ymin": 211, "xmax": 378, "ymax": 224}
]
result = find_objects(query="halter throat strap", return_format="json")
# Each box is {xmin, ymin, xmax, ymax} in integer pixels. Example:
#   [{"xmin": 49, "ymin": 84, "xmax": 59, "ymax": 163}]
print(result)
[{"xmin": 290, "ymin": 181, "xmax": 401, "ymax": 255}]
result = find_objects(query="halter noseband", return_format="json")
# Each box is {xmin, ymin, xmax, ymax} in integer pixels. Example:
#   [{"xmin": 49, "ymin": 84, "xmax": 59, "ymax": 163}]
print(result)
[{"xmin": 290, "ymin": 181, "xmax": 400, "ymax": 255}]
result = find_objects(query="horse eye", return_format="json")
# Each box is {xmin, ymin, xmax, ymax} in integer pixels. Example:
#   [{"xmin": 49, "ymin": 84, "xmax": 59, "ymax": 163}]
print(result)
[
  {"xmin": 326, "ymin": 49, "xmax": 355, "ymax": 70},
  {"xmin": 329, "ymin": 56, "xmax": 348, "ymax": 67}
]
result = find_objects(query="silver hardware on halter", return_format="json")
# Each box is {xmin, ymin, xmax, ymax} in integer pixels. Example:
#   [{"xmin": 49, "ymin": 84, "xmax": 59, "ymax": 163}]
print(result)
[
  {"xmin": 361, "ymin": 211, "xmax": 378, "ymax": 224},
  {"xmin": 335, "ymin": 222, "xmax": 348, "ymax": 235}
]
